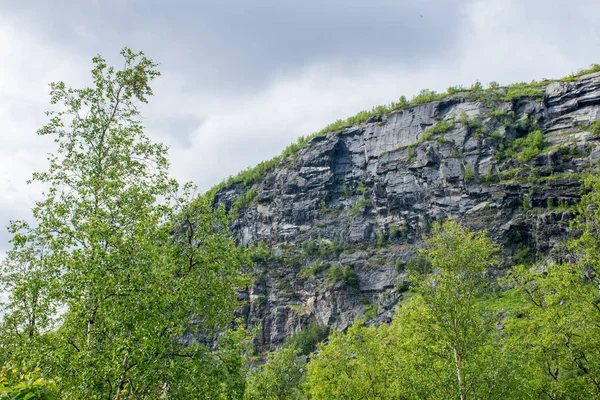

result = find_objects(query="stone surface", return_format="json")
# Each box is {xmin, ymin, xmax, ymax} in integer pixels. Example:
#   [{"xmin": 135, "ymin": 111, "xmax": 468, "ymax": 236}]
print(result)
[{"xmin": 214, "ymin": 73, "xmax": 600, "ymax": 352}]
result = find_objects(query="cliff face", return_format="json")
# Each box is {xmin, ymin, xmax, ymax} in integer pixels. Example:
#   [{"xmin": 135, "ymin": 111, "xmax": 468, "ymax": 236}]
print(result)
[{"xmin": 215, "ymin": 72, "xmax": 600, "ymax": 352}]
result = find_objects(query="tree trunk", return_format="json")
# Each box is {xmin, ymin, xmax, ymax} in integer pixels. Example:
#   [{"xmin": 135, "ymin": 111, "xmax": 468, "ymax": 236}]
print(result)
[{"xmin": 453, "ymin": 346, "xmax": 466, "ymax": 400}]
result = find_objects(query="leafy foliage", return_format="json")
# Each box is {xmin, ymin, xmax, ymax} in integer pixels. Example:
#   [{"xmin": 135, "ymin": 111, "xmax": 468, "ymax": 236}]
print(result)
[
  {"xmin": 306, "ymin": 322, "xmax": 394, "ymax": 400},
  {"xmin": 342, "ymin": 265, "xmax": 358, "ymax": 288},
  {"xmin": 0, "ymin": 368, "xmax": 57, "ymax": 400},
  {"xmin": 305, "ymin": 221, "xmax": 526, "ymax": 399},
  {"xmin": 0, "ymin": 48, "xmax": 250, "ymax": 399},
  {"xmin": 504, "ymin": 173, "xmax": 600, "ymax": 399},
  {"xmin": 498, "ymin": 129, "xmax": 548, "ymax": 162},
  {"xmin": 589, "ymin": 118, "xmax": 600, "ymax": 135},
  {"xmin": 230, "ymin": 188, "xmax": 258, "ymax": 218},
  {"xmin": 300, "ymin": 236, "xmax": 344, "ymax": 258},
  {"xmin": 352, "ymin": 197, "xmax": 372, "ymax": 215},
  {"xmin": 375, "ymin": 229, "xmax": 388, "ymax": 246},
  {"xmin": 503, "ymin": 82, "xmax": 545, "ymax": 102},
  {"xmin": 410, "ymin": 88, "xmax": 448, "ymax": 105},
  {"xmin": 419, "ymin": 118, "xmax": 455, "ymax": 143},
  {"xmin": 297, "ymin": 260, "xmax": 330, "ymax": 279},
  {"xmin": 244, "ymin": 346, "xmax": 306, "ymax": 400},
  {"xmin": 325, "ymin": 264, "xmax": 343, "ymax": 286},
  {"xmin": 284, "ymin": 323, "xmax": 329, "ymax": 356},
  {"xmin": 463, "ymin": 163, "xmax": 475, "ymax": 181}
]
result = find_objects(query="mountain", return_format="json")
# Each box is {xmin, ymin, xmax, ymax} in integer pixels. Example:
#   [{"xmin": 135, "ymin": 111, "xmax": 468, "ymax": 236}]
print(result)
[{"xmin": 212, "ymin": 68, "xmax": 600, "ymax": 352}]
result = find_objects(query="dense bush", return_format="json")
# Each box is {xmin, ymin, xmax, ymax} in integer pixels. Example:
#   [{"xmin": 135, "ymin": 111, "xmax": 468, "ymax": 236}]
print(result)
[
  {"xmin": 284, "ymin": 323, "xmax": 330, "ymax": 355},
  {"xmin": 497, "ymin": 129, "xmax": 548, "ymax": 162}
]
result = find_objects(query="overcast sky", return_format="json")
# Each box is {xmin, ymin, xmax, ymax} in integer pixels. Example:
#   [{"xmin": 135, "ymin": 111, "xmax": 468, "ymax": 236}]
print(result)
[{"xmin": 0, "ymin": 0, "xmax": 599, "ymax": 256}]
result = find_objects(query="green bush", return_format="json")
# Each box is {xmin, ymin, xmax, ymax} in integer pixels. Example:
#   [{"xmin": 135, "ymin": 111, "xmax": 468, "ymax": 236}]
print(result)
[
  {"xmin": 411, "ymin": 89, "xmax": 447, "ymax": 105},
  {"xmin": 317, "ymin": 235, "xmax": 328, "ymax": 257},
  {"xmin": 564, "ymin": 64, "xmax": 600, "ymax": 81},
  {"xmin": 405, "ymin": 255, "xmax": 432, "ymax": 275},
  {"xmin": 464, "ymin": 164, "xmax": 475, "ymax": 181},
  {"xmin": 343, "ymin": 265, "xmax": 359, "ymax": 288},
  {"xmin": 244, "ymin": 346, "xmax": 305, "ymax": 400},
  {"xmin": 341, "ymin": 184, "xmax": 351, "ymax": 199},
  {"xmin": 0, "ymin": 368, "xmax": 57, "ymax": 400},
  {"xmin": 518, "ymin": 130, "xmax": 547, "ymax": 162},
  {"xmin": 362, "ymin": 304, "xmax": 378, "ymax": 321},
  {"xmin": 389, "ymin": 223, "xmax": 409, "ymax": 240},
  {"xmin": 248, "ymin": 241, "xmax": 272, "ymax": 263},
  {"xmin": 395, "ymin": 258, "xmax": 405, "ymax": 271},
  {"xmin": 301, "ymin": 235, "xmax": 344, "ymax": 259},
  {"xmin": 589, "ymin": 119, "xmax": 600, "ymax": 135},
  {"xmin": 511, "ymin": 243, "xmax": 531, "ymax": 265},
  {"xmin": 446, "ymin": 85, "xmax": 466, "ymax": 95},
  {"xmin": 301, "ymin": 236, "xmax": 317, "ymax": 257},
  {"xmin": 504, "ymin": 82, "xmax": 544, "ymax": 102},
  {"xmin": 490, "ymin": 130, "xmax": 503, "ymax": 141},
  {"xmin": 356, "ymin": 182, "xmax": 368, "ymax": 195},
  {"xmin": 406, "ymin": 145, "xmax": 417, "ymax": 162},
  {"xmin": 352, "ymin": 198, "xmax": 372, "ymax": 215},
  {"xmin": 277, "ymin": 280, "xmax": 295, "ymax": 295},
  {"xmin": 458, "ymin": 111, "xmax": 484, "ymax": 136},
  {"xmin": 521, "ymin": 195, "xmax": 532, "ymax": 210},
  {"xmin": 325, "ymin": 265, "xmax": 344, "ymax": 286},
  {"xmin": 497, "ymin": 130, "xmax": 548, "ymax": 162},
  {"xmin": 297, "ymin": 259, "xmax": 331, "ymax": 278},
  {"xmin": 284, "ymin": 323, "xmax": 330, "ymax": 355},
  {"xmin": 419, "ymin": 119, "xmax": 455, "ymax": 143},
  {"xmin": 230, "ymin": 189, "xmax": 258, "ymax": 217},
  {"xmin": 516, "ymin": 114, "xmax": 539, "ymax": 133},
  {"xmin": 470, "ymin": 81, "xmax": 484, "ymax": 92},
  {"xmin": 490, "ymin": 108, "xmax": 508, "ymax": 119},
  {"xmin": 375, "ymin": 229, "xmax": 388, "ymax": 246}
]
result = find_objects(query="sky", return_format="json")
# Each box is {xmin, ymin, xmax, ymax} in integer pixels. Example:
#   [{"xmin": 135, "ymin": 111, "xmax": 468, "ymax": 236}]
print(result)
[{"xmin": 0, "ymin": 0, "xmax": 599, "ymax": 255}]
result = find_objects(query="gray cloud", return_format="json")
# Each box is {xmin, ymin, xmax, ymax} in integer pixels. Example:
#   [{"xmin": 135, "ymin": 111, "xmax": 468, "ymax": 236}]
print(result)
[
  {"xmin": 1, "ymin": 0, "xmax": 467, "ymax": 92},
  {"xmin": 150, "ymin": 114, "xmax": 205, "ymax": 148}
]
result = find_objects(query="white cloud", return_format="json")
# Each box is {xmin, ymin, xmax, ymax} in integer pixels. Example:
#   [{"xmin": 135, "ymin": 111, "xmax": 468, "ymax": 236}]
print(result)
[
  {"xmin": 456, "ymin": 0, "xmax": 599, "ymax": 84},
  {"xmin": 0, "ymin": 15, "xmax": 89, "ymax": 233}
]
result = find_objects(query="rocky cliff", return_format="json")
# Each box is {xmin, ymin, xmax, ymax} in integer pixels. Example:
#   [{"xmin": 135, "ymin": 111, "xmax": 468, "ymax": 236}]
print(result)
[{"xmin": 214, "ymin": 71, "xmax": 600, "ymax": 352}]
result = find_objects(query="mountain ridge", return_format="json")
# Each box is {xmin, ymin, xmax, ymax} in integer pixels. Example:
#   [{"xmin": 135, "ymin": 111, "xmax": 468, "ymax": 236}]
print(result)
[{"xmin": 209, "ymin": 64, "xmax": 600, "ymax": 196}]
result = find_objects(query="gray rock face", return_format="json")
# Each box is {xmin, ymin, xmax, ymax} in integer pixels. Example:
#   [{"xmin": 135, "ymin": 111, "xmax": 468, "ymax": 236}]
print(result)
[{"xmin": 215, "ymin": 73, "xmax": 600, "ymax": 352}]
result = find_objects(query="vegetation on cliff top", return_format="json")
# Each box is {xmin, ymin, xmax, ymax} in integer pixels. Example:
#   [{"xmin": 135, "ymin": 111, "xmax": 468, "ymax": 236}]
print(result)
[{"xmin": 210, "ymin": 64, "xmax": 600, "ymax": 197}]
